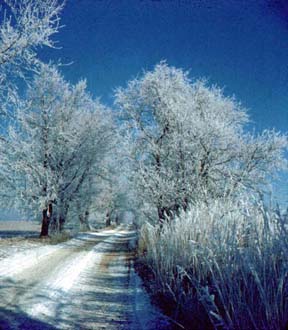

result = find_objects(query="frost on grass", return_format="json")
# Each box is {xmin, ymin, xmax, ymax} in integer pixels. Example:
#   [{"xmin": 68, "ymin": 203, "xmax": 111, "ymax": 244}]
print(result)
[{"xmin": 140, "ymin": 198, "xmax": 288, "ymax": 330}]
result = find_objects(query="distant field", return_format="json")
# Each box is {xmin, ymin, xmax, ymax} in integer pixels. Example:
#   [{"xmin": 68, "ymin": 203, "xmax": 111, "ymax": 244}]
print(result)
[{"xmin": 0, "ymin": 221, "xmax": 41, "ymax": 238}]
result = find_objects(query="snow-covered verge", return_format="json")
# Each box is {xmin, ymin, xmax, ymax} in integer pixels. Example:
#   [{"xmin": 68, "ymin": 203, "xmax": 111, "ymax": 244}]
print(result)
[
  {"xmin": 0, "ymin": 221, "xmax": 42, "ymax": 260},
  {"xmin": 0, "ymin": 238, "xmax": 42, "ymax": 262},
  {"xmin": 139, "ymin": 199, "xmax": 288, "ymax": 330}
]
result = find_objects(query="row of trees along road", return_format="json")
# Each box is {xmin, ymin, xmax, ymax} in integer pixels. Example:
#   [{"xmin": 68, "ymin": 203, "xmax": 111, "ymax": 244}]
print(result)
[
  {"xmin": 0, "ymin": 0, "xmax": 287, "ymax": 233},
  {"xmin": 1, "ymin": 65, "xmax": 116, "ymax": 236},
  {"xmin": 0, "ymin": 0, "xmax": 119, "ymax": 236},
  {"xmin": 116, "ymin": 62, "xmax": 287, "ymax": 224}
]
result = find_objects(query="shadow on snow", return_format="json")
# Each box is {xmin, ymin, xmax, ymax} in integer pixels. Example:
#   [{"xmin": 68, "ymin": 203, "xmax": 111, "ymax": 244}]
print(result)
[{"xmin": 0, "ymin": 230, "xmax": 175, "ymax": 330}]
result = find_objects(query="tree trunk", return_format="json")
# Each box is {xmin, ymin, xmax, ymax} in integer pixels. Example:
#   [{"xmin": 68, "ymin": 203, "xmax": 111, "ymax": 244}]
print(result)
[
  {"xmin": 79, "ymin": 210, "xmax": 90, "ymax": 231},
  {"xmin": 40, "ymin": 203, "xmax": 52, "ymax": 237},
  {"xmin": 49, "ymin": 213, "xmax": 59, "ymax": 234},
  {"xmin": 158, "ymin": 206, "xmax": 167, "ymax": 225},
  {"xmin": 59, "ymin": 215, "xmax": 65, "ymax": 232},
  {"xmin": 58, "ymin": 203, "xmax": 69, "ymax": 232},
  {"xmin": 106, "ymin": 211, "xmax": 111, "ymax": 227}
]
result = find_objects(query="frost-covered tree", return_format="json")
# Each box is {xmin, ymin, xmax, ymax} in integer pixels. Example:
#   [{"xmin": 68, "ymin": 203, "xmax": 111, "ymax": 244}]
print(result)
[
  {"xmin": 0, "ymin": 65, "xmax": 115, "ymax": 236},
  {"xmin": 115, "ymin": 62, "xmax": 288, "ymax": 224},
  {"xmin": 0, "ymin": 0, "xmax": 63, "ymax": 114},
  {"xmin": 88, "ymin": 138, "xmax": 130, "ymax": 228},
  {"xmin": 64, "ymin": 110, "xmax": 117, "ymax": 232}
]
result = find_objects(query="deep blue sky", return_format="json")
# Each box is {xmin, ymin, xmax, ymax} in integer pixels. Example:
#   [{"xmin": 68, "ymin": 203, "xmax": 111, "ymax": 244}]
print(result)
[
  {"xmin": 37, "ymin": 0, "xmax": 286, "ymax": 205},
  {"xmin": 39, "ymin": 0, "xmax": 288, "ymax": 134}
]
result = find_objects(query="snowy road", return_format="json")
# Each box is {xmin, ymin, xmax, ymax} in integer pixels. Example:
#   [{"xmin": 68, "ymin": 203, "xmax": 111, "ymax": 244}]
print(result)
[{"xmin": 0, "ymin": 226, "xmax": 172, "ymax": 330}]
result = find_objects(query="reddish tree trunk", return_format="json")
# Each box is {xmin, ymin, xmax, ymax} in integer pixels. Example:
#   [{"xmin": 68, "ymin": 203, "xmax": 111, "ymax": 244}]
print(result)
[{"xmin": 40, "ymin": 203, "xmax": 52, "ymax": 237}]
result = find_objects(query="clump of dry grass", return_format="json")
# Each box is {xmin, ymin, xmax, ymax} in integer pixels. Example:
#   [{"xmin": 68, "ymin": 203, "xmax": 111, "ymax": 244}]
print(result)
[
  {"xmin": 48, "ymin": 231, "xmax": 72, "ymax": 244},
  {"xmin": 139, "ymin": 198, "xmax": 288, "ymax": 330}
]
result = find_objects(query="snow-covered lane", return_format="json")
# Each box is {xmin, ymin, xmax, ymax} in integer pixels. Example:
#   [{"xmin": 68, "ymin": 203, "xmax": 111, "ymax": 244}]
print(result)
[
  {"xmin": 0, "ymin": 227, "xmax": 173, "ymax": 330},
  {"xmin": 0, "ymin": 228, "xmax": 117, "ymax": 278},
  {"xmin": 0, "ymin": 228, "xmax": 120, "ymax": 328}
]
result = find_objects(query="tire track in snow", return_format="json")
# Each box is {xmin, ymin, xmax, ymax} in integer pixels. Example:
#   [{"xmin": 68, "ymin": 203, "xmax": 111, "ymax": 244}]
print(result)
[
  {"xmin": 0, "ymin": 229, "xmax": 120, "ymax": 328},
  {"xmin": 23, "ymin": 237, "xmax": 114, "ymax": 325},
  {"xmin": 0, "ymin": 227, "xmax": 173, "ymax": 330}
]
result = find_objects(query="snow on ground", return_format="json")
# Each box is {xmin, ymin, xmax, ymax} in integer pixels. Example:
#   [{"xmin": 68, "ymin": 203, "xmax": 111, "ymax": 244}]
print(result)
[
  {"xmin": 0, "ymin": 239, "xmax": 41, "ymax": 261},
  {"xmin": 0, "ymin": 226, "xmax": 174, "ymax": 330},
  {"xmin": 0, "ymin": 221, "xmax": 42, "ymax": 260},
  {"xmin": 0, "ymin": 228, "xmax": 119, "ymax": 277}
]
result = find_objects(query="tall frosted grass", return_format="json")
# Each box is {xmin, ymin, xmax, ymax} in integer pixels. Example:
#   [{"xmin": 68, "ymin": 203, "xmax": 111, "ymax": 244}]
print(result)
[{"xmin": 139, "ymin": 198, "xmax": 288, "ymax": 329}]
